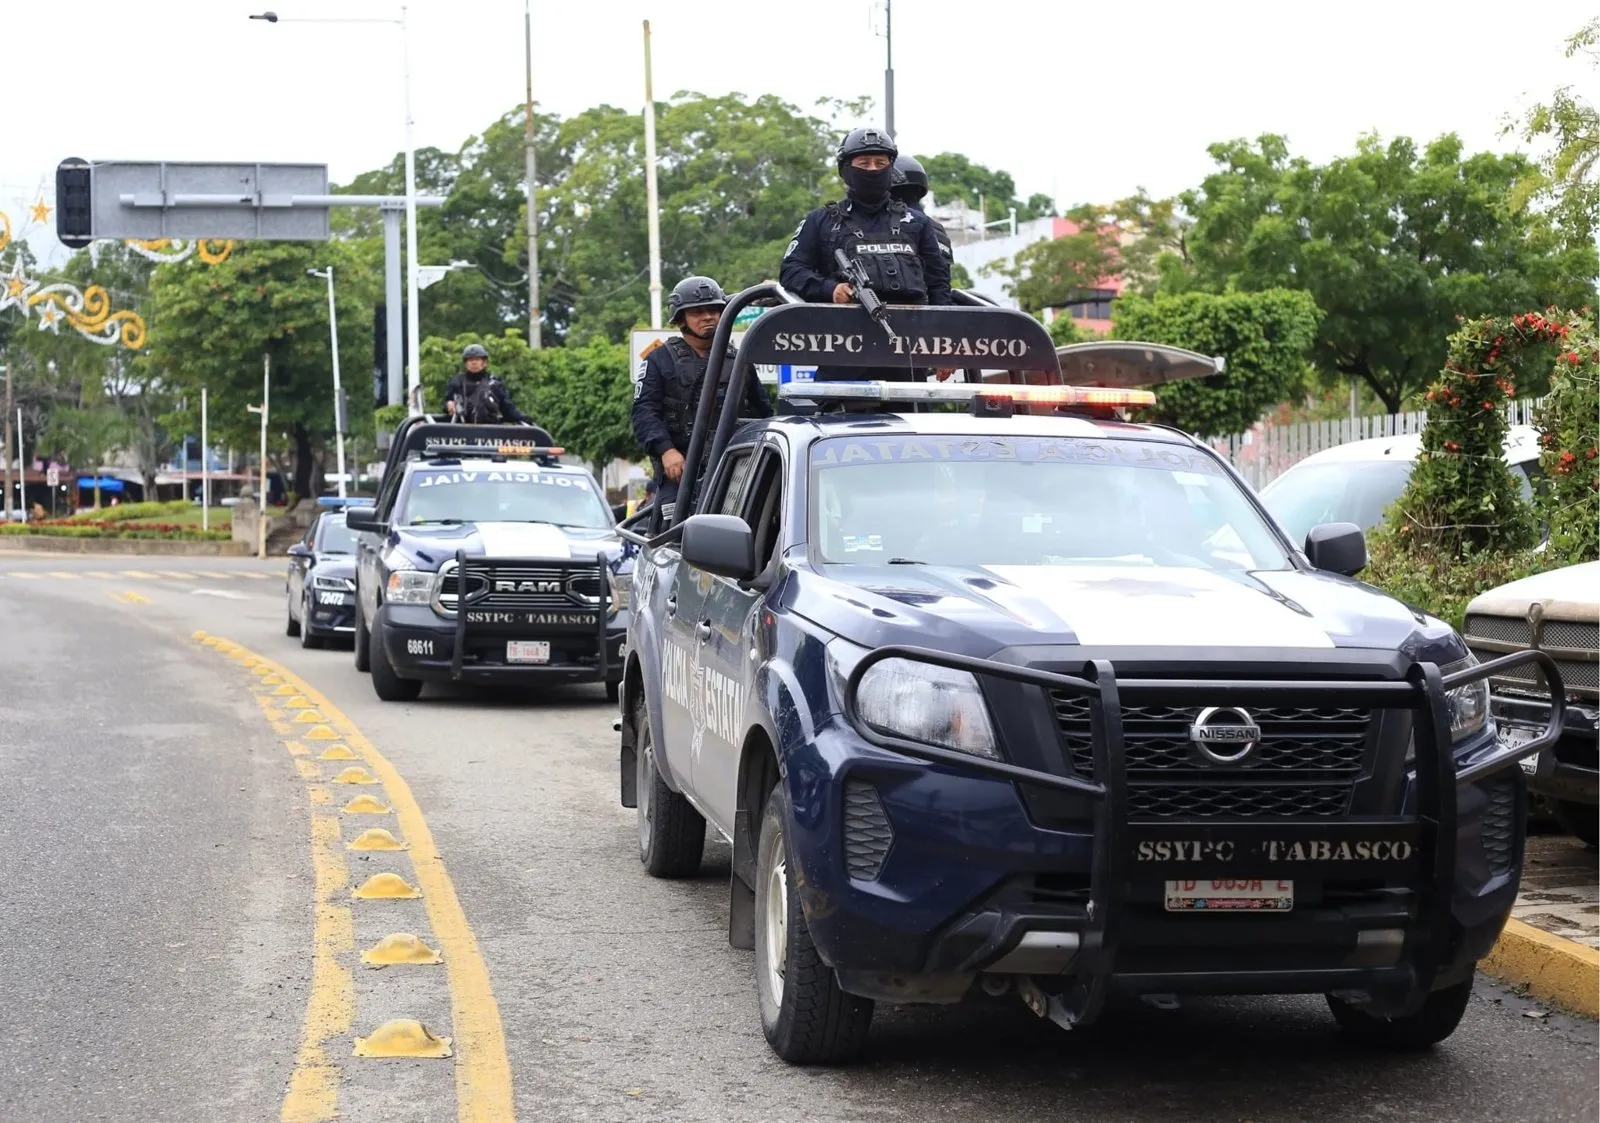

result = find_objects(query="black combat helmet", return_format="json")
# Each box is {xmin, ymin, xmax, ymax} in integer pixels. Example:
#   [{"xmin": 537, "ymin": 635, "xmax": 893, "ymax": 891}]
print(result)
[
  {"xmin": 668, "ymin": 276, "xmax": 728, "ymax": 326},
  {"xmin": 461, "ymin": 343, "xmax": 489, "ymax": 361},
  {"xmin": 836, "ymin": 127, "xmax": 898, "ymax": 170},
  {"xmin": 890, "ymin": 153, "xmax": 928, "ymax": 204}
]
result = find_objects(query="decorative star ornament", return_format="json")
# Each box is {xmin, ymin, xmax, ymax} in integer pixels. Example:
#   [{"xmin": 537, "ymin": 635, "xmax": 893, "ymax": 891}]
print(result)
[
  {"xmin": 34, "ymin": 300, "xmax": 64, "ymax": 333},
  {"xmin": 28, "ymin": 200, "xmax": 50, "ymax": 225},
  {"xmin": 0, "ymin": 256, "xmax": 38, "ymax": 314}
]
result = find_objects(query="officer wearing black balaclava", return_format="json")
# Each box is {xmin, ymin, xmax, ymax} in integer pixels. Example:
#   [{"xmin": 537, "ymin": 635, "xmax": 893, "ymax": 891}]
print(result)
[
  {"xmin": 631, "ymin": 276, "xmax": 772, "ymax": 509},
  {"xmin": 780, "ymin": 127, "xmax": 951, "ymax": 384},
  {"xmin": 890, "ymin": 154, "xmax": 953, "ymax": 265},
  {"xmin": 443, "ymin": 343, "xmax": 532, "ymax": 424}
]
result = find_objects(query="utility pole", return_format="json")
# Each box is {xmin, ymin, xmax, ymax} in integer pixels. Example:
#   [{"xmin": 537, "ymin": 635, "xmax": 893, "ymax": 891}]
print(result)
[
  {"xmin": 525, "ymin": 0, "xmax": 542, "ymax": 349},
  {"xmin": 2, "ymin": 364, "xmax": 12, "ymax": 523},
  {"xmin": 201, "ymin": 387, "xmax": 210, "ymax": 532},
  {"xmin": 883, "ymin": 0, "xmax": 895, "ymax": 137},
  {"xmin": 247, "ymin": 355, "xmax": 270, "ymax": 560},
  {"xmin": 642, "ymin": 20, "xmax": 663, "ymax": 329}
]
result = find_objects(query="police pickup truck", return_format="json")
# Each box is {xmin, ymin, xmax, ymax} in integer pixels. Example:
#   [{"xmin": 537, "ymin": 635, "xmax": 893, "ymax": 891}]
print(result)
[
  {"xmin": 346, "ymin": 417, "xmax": 629, "ymax": 702},
  {"xmin": 615, "ymin": 287, "xmax": 1565, "ymax": 1065}
]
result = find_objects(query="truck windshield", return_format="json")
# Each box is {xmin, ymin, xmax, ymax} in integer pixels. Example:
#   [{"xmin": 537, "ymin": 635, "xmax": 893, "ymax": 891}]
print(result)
[
  {"xmin": 397, "ymin": 466, "xmax": 613, "ymax": 529},
  {"xmin": 318, "ymin": 517, "xmax": 358, "ymax": 554},
  {"xmin": 810, "ymin": 434, "xmax": 1290, "ymax": 572}
]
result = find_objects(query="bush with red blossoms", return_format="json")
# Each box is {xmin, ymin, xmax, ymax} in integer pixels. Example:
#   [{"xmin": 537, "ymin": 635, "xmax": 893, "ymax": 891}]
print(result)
[{"xmin": 1533, "ymin": 309, "xmax": 1600, "ymax": 565}]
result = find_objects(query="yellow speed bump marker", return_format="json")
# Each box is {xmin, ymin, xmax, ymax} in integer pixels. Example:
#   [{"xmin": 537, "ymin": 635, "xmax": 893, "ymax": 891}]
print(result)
[
  {"xmin": 306, "ymin": 725, "xmax": 340, "ymax": 741},
  {"xmin": 353, "ymin": 1019, "xmax": 451, "ymax": 1058},
  {"xmin": 272, "ymin": 684, "xmax": 298, "ymax": 696},
  {"xmin": 293, "ymin": 709, "xmax": 327, "ymax": 724},
  {"xmin": 251, "ymin": 665, "xmax": 273, "ymax": 676},
  {"xmin": 342, "ymin": 795, "xmax": 393, "ymax": 815},
  {"xmin": 348, "ymin": 828, "xmax": 408, "ymax": 852},
  {"xmin": 284, "ymin": 696, "xmax": 315, "ymax": 710},
  {"xmin": 360, "ymin": 933, "xmax": 442, "ymax": 967},
  {"xmin": 192, "ymin": 630, "xmax": 208, "ymax": 641},
  {"xmin": 317, "ymin": 744, "xmax": 359, "ymax": 761},
  {"xmin": 201, "ymin": 636, "xmax": 221, "ymax": 647},
  {"xmin": 261, "ymin": 674, "xmax": 285, "ymax": 686},
  {"xmin": 352, "ymin": 872, "xmax": 421, "ymax": 900},
  {"xmin": 332, "ymin": 767, "xmax": 379, "ymax": 785}
]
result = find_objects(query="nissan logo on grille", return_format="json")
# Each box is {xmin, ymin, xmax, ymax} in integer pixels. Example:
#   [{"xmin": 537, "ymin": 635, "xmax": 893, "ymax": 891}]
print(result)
[
  {"xmin": 494, "ymin": 579, "xmax": 562, "ymax": 594},
  {"xmin": 1189, "ymin": 706, "xmax": 1261, "ymax": 764}
]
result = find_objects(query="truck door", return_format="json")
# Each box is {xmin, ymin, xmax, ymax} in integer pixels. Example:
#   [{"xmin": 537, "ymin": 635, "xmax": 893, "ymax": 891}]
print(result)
[
  {"xmin": 657, "ymin": 444, "xmax": 758, "ymax": 813},
  {"xmin": 694, "ymin": 440, "xmax": 786, "ymax": 828}
]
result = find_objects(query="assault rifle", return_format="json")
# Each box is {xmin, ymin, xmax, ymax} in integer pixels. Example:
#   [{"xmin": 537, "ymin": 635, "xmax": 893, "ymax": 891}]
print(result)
[{"xmin": 834, "ymin": 248, "xmax": 898, "ymax": 341}]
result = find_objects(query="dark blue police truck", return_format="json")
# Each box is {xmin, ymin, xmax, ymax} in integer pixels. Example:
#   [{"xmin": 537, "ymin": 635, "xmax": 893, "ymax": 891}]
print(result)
[{"xmin": 616, "ymin": 286, "xmax": 1565, "ymax": 1065}]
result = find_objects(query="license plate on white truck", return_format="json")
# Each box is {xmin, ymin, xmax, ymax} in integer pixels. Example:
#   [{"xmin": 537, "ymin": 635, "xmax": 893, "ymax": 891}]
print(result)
[
  {"xmin": 1165, "ymin": 878, "xmax": 1294, "ymax": 912},
  {"xmin": 507, "ymin": 641, "xmax": 550, "ymax": 664}
]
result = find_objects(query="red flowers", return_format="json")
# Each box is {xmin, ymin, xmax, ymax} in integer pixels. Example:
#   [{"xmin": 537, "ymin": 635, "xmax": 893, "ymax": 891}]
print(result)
[{"xmin": 1565, "ymin": 351, "xmax": 1582, "ymax": 365}]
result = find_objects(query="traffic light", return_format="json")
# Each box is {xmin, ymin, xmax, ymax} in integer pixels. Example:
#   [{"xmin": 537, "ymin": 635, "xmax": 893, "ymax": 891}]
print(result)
[{"xmin": 55, "ymin": 158, "xmax": 93, "ymax": 249}]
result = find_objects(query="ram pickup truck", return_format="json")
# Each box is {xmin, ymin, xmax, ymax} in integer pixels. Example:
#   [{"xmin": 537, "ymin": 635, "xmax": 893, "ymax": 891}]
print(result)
[
  {"xmin": 616, "ymin": 289, "xmax": 1564, "ymax": 1065},
  {"xmin": 348, "ymin": 418, "xmax": 629, "ymax": 702}
]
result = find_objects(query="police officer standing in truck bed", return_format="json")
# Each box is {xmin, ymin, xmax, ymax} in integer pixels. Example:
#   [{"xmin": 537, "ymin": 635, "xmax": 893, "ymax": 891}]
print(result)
[
  {"xmin": 631, "ymin": 276, "xmax": 772, "ymax": 509},
  {"xmin": 780, "ymin": 127, "xmax": 950, "ymax": 383}
]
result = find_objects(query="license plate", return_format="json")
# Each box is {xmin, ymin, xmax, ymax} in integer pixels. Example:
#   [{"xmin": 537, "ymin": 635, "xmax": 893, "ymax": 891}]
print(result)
[
  {"xmin": 317, "ymin": 592, "xmax": 349, "ymax": 606},
  {"xmin": 1165, "ymin": 878, "xmax": 1294, "ymax": 912},
  {"xmin": 1500, "ymin": 725, "xmax": 1539, "ymax": 774},
  {"xmin": 507, "ymin": 640, "xmax": 550, "ymax": 664}
]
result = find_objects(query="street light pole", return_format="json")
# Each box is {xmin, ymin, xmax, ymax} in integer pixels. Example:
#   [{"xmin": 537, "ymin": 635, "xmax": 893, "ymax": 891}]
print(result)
[
  {"xmin": 201, "ymin": 386, "xmax": 210, "ymax": 531},
  {"xmin": 524, "ymin": 0, "xmax": 541, "ymax": 350},
  {"xmin": 309, "ymin": 267, "xmax": 348, "ymax": 498},
  {"xmin": 642, "ymin": 20, "xmax": 663, "ymax": 330},
  {"xmin": 884, "ymin": 0, "xmax": 895, "ymax": 137},
  {"xmin": 401, "ymin": 5, "xmax": 423, "ymax": 415}
]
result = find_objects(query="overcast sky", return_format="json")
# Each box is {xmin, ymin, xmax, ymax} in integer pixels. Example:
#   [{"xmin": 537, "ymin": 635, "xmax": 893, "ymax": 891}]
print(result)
[{"xmin": 5, "ymin": 0, "xmax": 1594, "ymax": 270}]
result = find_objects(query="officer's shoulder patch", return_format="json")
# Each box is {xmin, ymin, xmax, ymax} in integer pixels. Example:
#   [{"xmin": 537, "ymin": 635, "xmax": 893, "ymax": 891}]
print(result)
[{"xmin": 784, "ymin": 238, "xmax": 799, "ymax": 258}]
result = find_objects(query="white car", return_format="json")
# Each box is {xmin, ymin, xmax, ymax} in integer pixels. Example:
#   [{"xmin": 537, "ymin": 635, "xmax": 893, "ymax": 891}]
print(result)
[{"xmin": 1259, "ymin": 426, "xmax": 1543, "ymax": 547}]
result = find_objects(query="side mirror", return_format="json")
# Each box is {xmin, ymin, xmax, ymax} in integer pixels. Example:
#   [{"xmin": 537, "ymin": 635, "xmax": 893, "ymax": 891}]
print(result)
[
  {"xmin": 286, "ymin": 543, "xmax": 313, "ymax": 559},
  {"xmin": 1305, "ymin": 522, "xmax": 1367, "ymax": 576},
  {"xmin": 681, "ymin": 514, "xmax": 756, "ymax": 582},
  {"xmin": 345, "ymin": 506, "xmax": 386, "ymax": 534},
  {"xmin": 611, "ymin": 502, "xmax": 629, "ymax": 522}
]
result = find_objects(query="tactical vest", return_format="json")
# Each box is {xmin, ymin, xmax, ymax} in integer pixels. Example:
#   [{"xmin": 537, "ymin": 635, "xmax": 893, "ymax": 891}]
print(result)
[
  {"xmin": 659, "ymin": 336, "xmax": 738, "ymax": 453},
  {"xmin": 826, "ymin": 200, "xmax": 929, "ymax": 304}
]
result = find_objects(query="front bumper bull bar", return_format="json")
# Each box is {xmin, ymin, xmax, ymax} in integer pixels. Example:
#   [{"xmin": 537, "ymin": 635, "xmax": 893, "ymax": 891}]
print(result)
[
  {"xmin": 841, "ymin": 647, "xmax": 1566, "ymax": 1026},
  {"xmin": 445, "ymin": 548, "xmax": 612, "ymax": 682}
]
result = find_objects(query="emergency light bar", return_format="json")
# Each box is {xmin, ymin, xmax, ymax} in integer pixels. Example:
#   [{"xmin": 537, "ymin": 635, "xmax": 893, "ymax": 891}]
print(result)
[
  {"xmin": 316, "ymin": 495, "xmax": 374, "ymax": 507},
  {"xmin": 776, "ymin": 381, "xmax": 1157, "ymax": 409},
  {"xmin": 420, "ymin": 443, "xmax": 566, "ymax": 459}
]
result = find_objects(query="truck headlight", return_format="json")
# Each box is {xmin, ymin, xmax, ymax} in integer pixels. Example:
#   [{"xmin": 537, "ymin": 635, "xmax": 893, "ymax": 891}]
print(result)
[
  {"xmin": 853, "ymin": 658, "xmax": 999, "ymax": 759},
  {"xmin": 1443, "ymin": 655, "xmax": 1489, "ymax": 742},
  {"xmin": 385, "ymin": 569, "xmax": 435, "ymax": 605},
  {"xmin": 607, "ymin": 566, "xmax": 630, "ymax": 612}
]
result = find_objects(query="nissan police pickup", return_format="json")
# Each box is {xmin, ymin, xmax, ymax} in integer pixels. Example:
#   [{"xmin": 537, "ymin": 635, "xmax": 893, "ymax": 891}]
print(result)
[
  {"xmin": 347, "ymin": 417, "xmax": 629, "ymax": 703},
  {"xmin": 614, "ymin": 286, "xmax": 1565, "ymax": 1065}
]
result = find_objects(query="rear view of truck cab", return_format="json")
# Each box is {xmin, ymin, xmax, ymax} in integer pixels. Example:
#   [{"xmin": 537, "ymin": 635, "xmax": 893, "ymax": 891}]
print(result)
[{"xmin": 618, "ymin": 289, "xmax": 1566, "ymax": 1065}]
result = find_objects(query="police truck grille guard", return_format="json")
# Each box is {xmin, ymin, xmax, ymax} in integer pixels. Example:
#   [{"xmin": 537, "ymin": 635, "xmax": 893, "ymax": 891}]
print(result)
[
  {"xmin": 840, "ymin": 645, "xmax": 1565, "ymax": 1026},
  {"xmin": 447, "ymin": 548, "xmax": 611, "ymax": 681}
]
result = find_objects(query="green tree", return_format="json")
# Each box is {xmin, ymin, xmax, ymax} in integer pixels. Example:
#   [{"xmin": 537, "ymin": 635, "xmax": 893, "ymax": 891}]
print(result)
[
  {"xmin": 149, "ymin": 240, "xmax": 381, "ymax": 500},
  {"xmin": 917, "ymin": 153, "xmax": 1053, "ymax": 220},
  {"xmin": 1508, "ymin": 18, "xmax": 1599, "ymax": 242},
  {"xmin": 1110, "ymin": 289, "xmax": 1323, "ymax": 437},
  {"xmin": 1173, "ymin": 133, "xmax": 1597, "ymax": 413},
  {"xmin": 44, "ymin": 399, "xmax": 128, "ymax": 510},
  {"xmin": 985, "ymin": 205, "xmax": 1119, "ymax": 313}
]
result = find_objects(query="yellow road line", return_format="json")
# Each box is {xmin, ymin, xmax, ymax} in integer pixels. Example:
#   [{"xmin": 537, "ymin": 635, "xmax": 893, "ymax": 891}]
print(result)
[
  {"xmin": 106, "ymin": 589, "xmax": 153, "ymax": 605},
  {"xmin": 119, "ymin": 570, "xmax": 157, "ymax": 579},
  {"xmin": 7, "ymin": 571, "xmax": 40, "ymax": 579},
  {"xmin": 196, "ymin": 633, "xmax": 513, "ymax": 1123},
  {"xmin": 46, "ymin": 570, "xmax": 81, "ymax": 579}
]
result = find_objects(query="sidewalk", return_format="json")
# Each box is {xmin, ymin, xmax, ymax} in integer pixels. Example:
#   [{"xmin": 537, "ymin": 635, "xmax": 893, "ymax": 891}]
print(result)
[{"xmin": 1483, "ymin": 828, "xmax": 1600, "ymax": 1016}]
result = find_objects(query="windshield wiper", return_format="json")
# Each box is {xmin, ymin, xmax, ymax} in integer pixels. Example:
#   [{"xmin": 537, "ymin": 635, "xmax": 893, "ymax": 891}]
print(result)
[
  {"xmin": 886, "ymin": 557, "xmax": 926, "ymax": 565},
  {"xmin": 409, "ymin": 518, "xmax": 466, "ymax": 526}
]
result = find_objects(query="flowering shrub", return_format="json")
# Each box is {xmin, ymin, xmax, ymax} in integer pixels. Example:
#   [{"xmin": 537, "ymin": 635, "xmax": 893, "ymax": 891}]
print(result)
[{"xmin": 1533, "ymin": 310, "xmax": 1599, "ymax": 565}]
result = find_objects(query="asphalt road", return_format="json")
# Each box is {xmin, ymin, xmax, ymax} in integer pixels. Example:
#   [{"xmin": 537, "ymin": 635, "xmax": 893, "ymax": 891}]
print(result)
[{"xmin": 1, "ymin": 551, "xmax": 1596, "ymax": 1123}]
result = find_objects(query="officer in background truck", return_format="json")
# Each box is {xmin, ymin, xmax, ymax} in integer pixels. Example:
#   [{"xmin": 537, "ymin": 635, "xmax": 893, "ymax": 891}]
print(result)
[
  {"xmin": 631, "ymin": 276, "xmax": 772, "ymax": 508},
  {"xmin": 889, "ymin": 153, "xmax": 953, "ymax": 264}
]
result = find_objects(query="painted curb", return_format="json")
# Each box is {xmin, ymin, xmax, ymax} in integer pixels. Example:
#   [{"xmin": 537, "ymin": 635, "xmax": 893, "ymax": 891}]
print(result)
[{"xmin": 1482, "ymin": 918, "xmax": 1599, "ymax": 1018}]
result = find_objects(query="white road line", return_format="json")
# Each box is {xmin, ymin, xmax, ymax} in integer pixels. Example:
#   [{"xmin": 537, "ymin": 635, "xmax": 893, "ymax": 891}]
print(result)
[{"xmin": 191, "ymin": 588, "xmax": 248, "ymax": 600}]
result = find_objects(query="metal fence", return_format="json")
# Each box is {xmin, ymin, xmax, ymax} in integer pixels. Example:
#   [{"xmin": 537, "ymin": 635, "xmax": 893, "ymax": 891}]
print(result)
[{"xmin": 1209, "ymin": 398, "xmax": 1545, "ymax": 491}]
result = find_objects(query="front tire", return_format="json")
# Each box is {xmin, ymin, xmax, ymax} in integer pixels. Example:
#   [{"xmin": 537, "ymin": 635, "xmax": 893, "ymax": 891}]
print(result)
[
  {"xmin": 634, "ymin": 696, "xmax": 704, "ymax": 878},
  {"xmin": 754, "ymin": 785, "xmax": 874, "ymax": 1064},
  {"xmin": 1327, "ymin": 978, "xmax": 1474, "ymax": 1050},
  {"xmin": 369, "ymin": 619, "xmax": 422, "ymax": 702},
  {"xmin": 353, "ymin": 602, "xmax": 371, "ymax": 672}
]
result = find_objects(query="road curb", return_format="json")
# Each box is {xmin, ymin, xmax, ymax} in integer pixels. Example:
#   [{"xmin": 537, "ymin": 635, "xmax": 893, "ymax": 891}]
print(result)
[
  {"xmin": 0, "ymin": 535, "xmax": 253, "ymax": 556},
  {"xmin": 1482, "ymin": 918, "xmax": 1599, "ymax": 1017}
]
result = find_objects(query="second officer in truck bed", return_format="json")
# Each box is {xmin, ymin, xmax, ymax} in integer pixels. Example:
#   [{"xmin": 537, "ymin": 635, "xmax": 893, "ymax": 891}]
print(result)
[{"xmin": 631, "ymin": 276, "xmax": 772, "ymax": 508}]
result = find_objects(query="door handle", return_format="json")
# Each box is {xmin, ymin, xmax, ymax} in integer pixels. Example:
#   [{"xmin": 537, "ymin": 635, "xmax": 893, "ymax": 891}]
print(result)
[
  {"xmin": 666, "ymin": 595, "xmax": 677, "ymax": 616},
  {"xmin": 696, "ymin": 620, "xmax": 712, "ymax": 643}
]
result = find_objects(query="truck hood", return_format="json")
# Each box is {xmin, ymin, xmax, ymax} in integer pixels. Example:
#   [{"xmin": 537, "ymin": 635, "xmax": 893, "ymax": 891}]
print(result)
[
  {"xmin": 387, "ymin": 521, "xmax": 624, "ymax": 571},
  {"xmin": 789, "ymin": 562, "xmax": 1458, "ymax": 658},
  {"xmin": 1464, "ymin": 561, "xmax": 1600, "ymax": 620}
]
